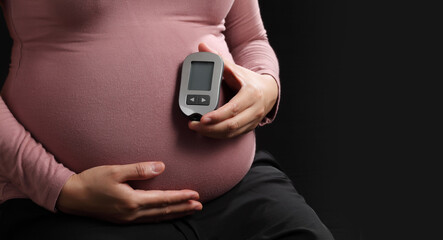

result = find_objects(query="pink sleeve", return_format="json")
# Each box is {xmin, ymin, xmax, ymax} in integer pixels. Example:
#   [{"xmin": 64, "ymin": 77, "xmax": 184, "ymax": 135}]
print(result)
[
  {"xmin": 0, "ymin": 96, "xmax": 75, "ymax": 212},
  {"xmin": 224, "ymin": 0, "xmax": 281, "ymax": 126}
]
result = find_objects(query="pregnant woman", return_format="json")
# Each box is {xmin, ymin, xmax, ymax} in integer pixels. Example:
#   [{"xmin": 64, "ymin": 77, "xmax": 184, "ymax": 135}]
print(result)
[{"xmin": 0, "ymin": 1, "xmax": 333, "ymax": 239}]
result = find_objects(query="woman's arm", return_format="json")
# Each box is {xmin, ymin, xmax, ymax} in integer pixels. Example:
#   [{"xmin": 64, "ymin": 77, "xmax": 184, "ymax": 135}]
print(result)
[
  {"xmin": 188, "ymin": 0, "xmax": 280, "ymax": 138},
  {"xmin": 0, "ymin": 1, "xmax": 72, "ymax": 212},
  {"xmin": 0, "ymin": 96, "xmax": 75, "ymax": 211},
  {"xmin": 224, "ymin": 0, "xmax": 281, "ymax": 125}
]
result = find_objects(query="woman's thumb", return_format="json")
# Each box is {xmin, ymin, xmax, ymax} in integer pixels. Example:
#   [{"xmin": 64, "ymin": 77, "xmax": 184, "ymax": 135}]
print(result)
[
  {"xmin": 198, "ymin": 42, "xmax": 219, "ymax": 55},
  {"xmin": 198, "ymin": 42, "xmax": 243, "ymax": 91},
  {"xmin": 117, "ymin": 162, "xmax": 165, "ymax": 182}
]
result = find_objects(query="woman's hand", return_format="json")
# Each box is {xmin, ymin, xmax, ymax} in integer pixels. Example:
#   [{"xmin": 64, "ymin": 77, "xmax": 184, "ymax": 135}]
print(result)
[
  {"xmin": 56, "ymin": 162, "xmax": 202, "ymax": 224},
  {"xmin": 188, "ymin": 43, "xmax": 278, "ymax": 139}
]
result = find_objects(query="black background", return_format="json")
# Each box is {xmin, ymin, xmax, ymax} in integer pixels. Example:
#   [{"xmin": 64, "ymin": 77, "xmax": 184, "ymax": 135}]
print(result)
[
  {"xmin": 256, "ymin": 1, "xmax": 357, "ymax": 239},
  {"xmin": 1, "ymin": 1, "xmax": 441, "ymax": 240},
  {"xmin": 255, "ymin": 1, "xmax": 441, "ymax": 240}
]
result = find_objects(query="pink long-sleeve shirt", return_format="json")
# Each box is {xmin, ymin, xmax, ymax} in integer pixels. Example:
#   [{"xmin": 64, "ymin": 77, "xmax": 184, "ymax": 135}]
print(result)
[{"xmin": 0, "ymin": 0, "xmax": 280, "ymax": 212}]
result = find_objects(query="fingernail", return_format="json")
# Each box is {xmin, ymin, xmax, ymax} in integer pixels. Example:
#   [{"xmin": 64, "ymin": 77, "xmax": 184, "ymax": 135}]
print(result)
[
  {"xmin": 151, "ymin": 162, "xmax": 164, "ymax": 173},
  {"xmin": 201, "ymin": 117, "xmax": 211, "ymax": 124},
  {"xmin": 189, "ymin": 121, "xmax": 199, "ymax": 130},
  {"xmin": 185, "ymin": 191, "xmax": 199, "ymax": 199},
  {"xmin": 194, "ymin": 203, "xmax": 203, "ymax": 211}
]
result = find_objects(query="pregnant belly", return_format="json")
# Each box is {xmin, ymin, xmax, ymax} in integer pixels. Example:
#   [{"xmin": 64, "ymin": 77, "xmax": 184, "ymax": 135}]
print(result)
[{"xmin": 2, "ymin": 53, "xmax": 256, "ymax": 202}]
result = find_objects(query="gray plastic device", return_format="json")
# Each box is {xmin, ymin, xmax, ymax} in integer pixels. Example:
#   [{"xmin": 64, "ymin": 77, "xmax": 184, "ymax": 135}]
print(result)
[{"xmin": 179, "ymin": 52, "xmax": 224, "ymax": 120}]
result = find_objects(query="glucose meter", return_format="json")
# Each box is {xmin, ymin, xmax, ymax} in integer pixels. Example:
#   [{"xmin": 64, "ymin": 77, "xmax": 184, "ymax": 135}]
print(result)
[{"xmin": 179, "ymin": 52, "xmax": 224, "ymax": 120}]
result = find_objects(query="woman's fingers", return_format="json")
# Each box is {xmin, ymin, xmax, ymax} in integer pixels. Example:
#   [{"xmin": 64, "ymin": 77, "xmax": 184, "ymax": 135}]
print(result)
[
  {"xmin": 115, "ymin": 190, "xmax": 202, "ymax": 224},
  {"xmin": 189, "ymin": 106, "xmax": 260, "ymax": 139},
  {"xmin": 131, "ymin": 189, "xmax": 201, "ymax": 222},
  {"xmin": 133, "ymin": 200, "xmax": 202, "ymax": 223},
  {"xmin": 189, "ymin": 82, "xmax": 264, "ymax": 138},
  {"xmin": 115, "ymin": 162, "xmax": 165, "ymax": 182},
  {"xmin": 199, "ymin": 86, "xmax": 256, "ymax": 125},
  {"xmin": 135, "ymin": 189, "xmax": 200, "ymax": 208},
  {"xmin": 100, "ymin": 189, "xmax": 202, "ymax": 224}
]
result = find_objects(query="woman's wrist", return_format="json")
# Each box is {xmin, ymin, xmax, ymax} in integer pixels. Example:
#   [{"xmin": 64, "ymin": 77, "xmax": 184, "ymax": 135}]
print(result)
[
  {"xmin": 56, "ymin": 173, "xmax": 83, "ymax": 213},
  {"xmin": 260, "ymin": 74, "xmax": 279, "ymax": 116}
]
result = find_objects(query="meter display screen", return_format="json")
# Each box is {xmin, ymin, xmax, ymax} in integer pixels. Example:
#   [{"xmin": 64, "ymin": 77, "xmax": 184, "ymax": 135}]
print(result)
[{"xmin": 188, "ymin": 61, "xmax": 214, "ymax": 91}]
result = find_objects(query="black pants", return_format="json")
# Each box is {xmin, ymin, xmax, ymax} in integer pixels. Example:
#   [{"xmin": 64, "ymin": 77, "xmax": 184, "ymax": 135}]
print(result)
[{"xmin": 0, "ymin": 151, "xmax": 334, "ymax": 240}]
